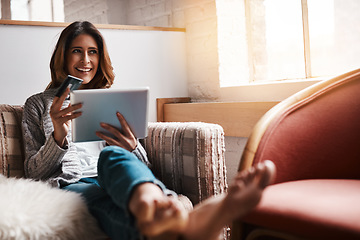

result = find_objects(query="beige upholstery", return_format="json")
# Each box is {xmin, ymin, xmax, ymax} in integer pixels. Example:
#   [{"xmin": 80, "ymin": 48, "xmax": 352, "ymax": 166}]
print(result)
[
  {"xmin": 145, "ymin": 122, "xmax": 228, "ymax": 204},
  {"xmin": 0, "ymin": 105, "xmax": 24, "ymax": 178}
]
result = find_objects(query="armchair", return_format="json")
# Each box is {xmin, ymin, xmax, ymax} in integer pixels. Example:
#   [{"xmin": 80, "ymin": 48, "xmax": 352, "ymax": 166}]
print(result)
[
  {"xmin": 232, "ymin": 69, "xmax": 360, "ymax": 239},
  {"xmin": 0, "ymin": 104, "xmax": 228, "ymax": 239}
]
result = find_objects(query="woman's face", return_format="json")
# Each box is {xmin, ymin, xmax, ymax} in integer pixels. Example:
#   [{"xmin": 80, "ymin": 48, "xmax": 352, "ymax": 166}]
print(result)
[{"xmin": 66, "ymin": 34, "xmax": 99, "ymax": 85}]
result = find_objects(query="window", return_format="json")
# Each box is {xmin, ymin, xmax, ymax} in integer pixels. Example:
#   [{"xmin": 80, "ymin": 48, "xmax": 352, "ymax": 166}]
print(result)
[
  {"xmin": 249, "ymin": 0, "xmax": 360, "ymax": 83},
  {"xmin": 1, "ymin": 0, "xmax": 64, "ymax": 22},
  {"xmin": 220, "ymin": 0, "xmax": 360, "ymax": 86},
  {"xmin": 307, "ymin": 0, "xmax": 360, "ymax": 78}
]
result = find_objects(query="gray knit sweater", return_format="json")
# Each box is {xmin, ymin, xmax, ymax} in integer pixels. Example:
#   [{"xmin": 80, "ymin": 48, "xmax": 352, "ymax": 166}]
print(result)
[{"xmin": 22, "ymin": 88, "xmax": 149, "ymax": 187}]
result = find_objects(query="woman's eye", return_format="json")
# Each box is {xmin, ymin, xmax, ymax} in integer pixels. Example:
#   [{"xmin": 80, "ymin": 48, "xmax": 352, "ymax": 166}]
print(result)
[
  {"xmin": 72, "ymin": 49, "xmax": 81, "ymax": 53},
  {"xmin": 89, "ymin": 49, "xmax": 98, "ymax": 54}
]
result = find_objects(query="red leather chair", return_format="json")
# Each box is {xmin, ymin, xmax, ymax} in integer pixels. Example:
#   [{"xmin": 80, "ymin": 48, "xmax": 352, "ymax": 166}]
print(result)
[{"xmin": 232, "ymin": 68, "xmax": 360, "ymax": 240}]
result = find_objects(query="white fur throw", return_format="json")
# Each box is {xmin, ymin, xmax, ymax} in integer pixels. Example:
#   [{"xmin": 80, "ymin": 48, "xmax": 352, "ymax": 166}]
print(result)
[{"xmin": 0, "ymin": 175, "xmax": 108, "ymax": 240}]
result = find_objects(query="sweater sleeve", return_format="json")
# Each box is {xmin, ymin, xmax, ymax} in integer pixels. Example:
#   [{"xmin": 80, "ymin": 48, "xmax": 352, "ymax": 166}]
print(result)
[
  {"xmin": 22, "ymin": 95, "xmax": 68, "ymax": 180},
  {"xmin": 132, "ymin": 140, "xmax": 151, "ymax": 167}
]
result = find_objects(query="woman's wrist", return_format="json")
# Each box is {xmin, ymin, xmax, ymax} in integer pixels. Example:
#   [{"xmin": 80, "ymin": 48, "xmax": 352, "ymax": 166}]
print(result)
[{"xmin": 52, "ymin": 132, "xmax": 67, "ymax": 149}]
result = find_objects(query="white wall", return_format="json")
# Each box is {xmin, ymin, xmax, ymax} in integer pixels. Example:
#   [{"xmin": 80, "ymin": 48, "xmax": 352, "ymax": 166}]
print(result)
[
  {"xmin": 0, "ymin": 24, "xmax": 188, "ymax": 122},
  {"xmin": 124, "ymin": 0, "xmax": 221, "ymax": 101}
]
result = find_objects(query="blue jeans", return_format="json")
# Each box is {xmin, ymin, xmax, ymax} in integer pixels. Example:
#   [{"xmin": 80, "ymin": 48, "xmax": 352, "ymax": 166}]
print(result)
[{"xmin": 61, "ymin": 146, "xmax": 168, "ymax": 240}]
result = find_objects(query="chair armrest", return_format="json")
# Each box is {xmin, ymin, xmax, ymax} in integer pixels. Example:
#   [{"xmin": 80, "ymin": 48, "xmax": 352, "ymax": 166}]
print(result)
[
  {"xmin": 0, "ymin": 104, "xmax": 25, "ymax": 178},
  {"xmin": 143, "ymin": 122, "xmax": 228, "ymax": 205}
]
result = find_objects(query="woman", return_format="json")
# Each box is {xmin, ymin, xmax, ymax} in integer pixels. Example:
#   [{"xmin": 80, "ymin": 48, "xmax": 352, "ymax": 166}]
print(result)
[{"xmin": 22, "ymin": 21, "xmax": 276, "ymax": 240}]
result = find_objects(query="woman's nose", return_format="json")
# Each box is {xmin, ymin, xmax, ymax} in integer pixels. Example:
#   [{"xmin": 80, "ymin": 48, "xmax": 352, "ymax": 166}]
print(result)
[{"xmin": 81, "ymin": 53, "xmax": 90, "ymax": 63}]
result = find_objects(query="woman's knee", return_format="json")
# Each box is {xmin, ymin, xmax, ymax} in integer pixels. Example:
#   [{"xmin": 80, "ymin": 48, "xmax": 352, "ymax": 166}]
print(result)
[
  {"xmin": 98, "ymin": 146, "xmax": 138, "ymax": 174},
  {"xmin": 99, "ymin": 146, "xmax": 134, "ymax": 162}
]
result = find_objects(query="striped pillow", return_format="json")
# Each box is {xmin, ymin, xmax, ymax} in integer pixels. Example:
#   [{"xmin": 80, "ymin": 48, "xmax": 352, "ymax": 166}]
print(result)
[{"xmin": 0, "ymin": 105, "xmax": 25, "ymax": 178}]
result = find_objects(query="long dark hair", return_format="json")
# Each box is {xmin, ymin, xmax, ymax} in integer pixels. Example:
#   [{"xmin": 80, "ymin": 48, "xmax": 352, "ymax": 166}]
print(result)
[{"xmin": 48, "ymin": 21, "xmax": 114, "ymax": 89}]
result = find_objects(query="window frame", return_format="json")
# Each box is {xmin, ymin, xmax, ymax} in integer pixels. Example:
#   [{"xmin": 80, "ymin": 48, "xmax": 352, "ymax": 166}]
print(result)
[{"xmin": 245, "ymin": 0, "xmax": 313, "ymax": 83}]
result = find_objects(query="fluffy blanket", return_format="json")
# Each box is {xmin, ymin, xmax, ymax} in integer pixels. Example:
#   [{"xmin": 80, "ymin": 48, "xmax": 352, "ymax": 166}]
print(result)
[{"xmin": 0, "ymin": 175, "xmax": 107, "ymax": 240}]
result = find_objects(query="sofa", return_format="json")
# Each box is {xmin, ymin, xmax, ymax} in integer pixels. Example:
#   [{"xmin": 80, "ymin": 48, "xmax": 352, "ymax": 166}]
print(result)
[{"xmin": 0, "ymin": 104, "xmax": 228, "ymax": 239}]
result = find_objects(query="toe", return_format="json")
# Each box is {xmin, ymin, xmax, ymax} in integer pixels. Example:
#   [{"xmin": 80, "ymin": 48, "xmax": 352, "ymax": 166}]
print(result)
[{"xmin": 258, "ymin": 160, "xmax": 276, "ymax": 188}]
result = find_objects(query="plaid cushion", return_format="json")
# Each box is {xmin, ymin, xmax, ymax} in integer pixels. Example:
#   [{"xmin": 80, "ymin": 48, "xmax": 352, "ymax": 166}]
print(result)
[
  {"xmin": 0, "ymin": 105, "xmax": 25, "ymax": 178},
  {"xmin": 144, "ymin": 122, "xmax": 228, "ymax": 205}
]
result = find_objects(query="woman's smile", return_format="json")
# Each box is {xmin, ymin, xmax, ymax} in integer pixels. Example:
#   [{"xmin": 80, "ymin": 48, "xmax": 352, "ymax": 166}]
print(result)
[{"xmin": 66, "ymin": 34, "xmax": 99, "ymax": 85}]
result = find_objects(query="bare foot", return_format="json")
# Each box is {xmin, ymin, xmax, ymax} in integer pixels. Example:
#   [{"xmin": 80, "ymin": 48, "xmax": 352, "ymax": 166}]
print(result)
[
  {"xmin": 183, "ymin": 160, "xmax": 276, "ymax": 240},
  {"xmin": 129, "ymin": 160, "xmax": 276, "ymax": 240},
  {"xmin": 129, "ymin": 183, "xmax": 189, "ymax": 237},
  {"xmin": 222, "ymin": 160, "xmax": 276, "ymax": 219}
]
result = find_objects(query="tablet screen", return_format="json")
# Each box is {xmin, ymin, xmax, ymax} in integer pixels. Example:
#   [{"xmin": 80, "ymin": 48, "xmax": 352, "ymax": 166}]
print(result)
[{"xmin": 70, "ymin": 87, "xmax": 149, "ymax": 142}]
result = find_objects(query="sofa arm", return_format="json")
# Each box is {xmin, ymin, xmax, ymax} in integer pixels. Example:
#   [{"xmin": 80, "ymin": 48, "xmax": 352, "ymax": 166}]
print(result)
[
  {"xmin": 0, "ymin": 104, "xmax": 25, "ymax": 178},
  {"xmin": 143, "ymin": 122, "xmax": 228, "ymax": 205}
]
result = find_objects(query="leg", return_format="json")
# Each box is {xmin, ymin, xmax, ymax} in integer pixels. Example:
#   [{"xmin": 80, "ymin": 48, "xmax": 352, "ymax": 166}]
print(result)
[
  {"xmin": 97, "ymin": 146, "xmax": 187, "ymax": 238},
  {"xmin": 97, "ymin": 146, "xmax": 160, "ymax": 207},
  {"xmin": 182, "ymin": 160, "xmax": 276, "ymax": 240},
  {"xmin": 98, "ymin": 146, "xmax": 276, "ymax": 240},
  {"xmin": 62, "ymin": 179, "xmax": 140, "ymax": 239},
  {"xmin": 130, "ymin": 160, "xmax": 275, "ymax": 240}
]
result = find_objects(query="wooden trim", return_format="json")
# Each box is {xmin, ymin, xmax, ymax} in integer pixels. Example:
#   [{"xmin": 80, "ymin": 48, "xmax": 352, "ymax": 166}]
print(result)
[
  {"xmin": 158, "ymin": 99, "xmax": 279, "ymax": 137},
  {"xmin": 0, "ymin": 19, "xmax": 68, "ymax": 27},
  {"xmin": 244, "ymin": 0, "xmax": 255, "ymax": 83},
  {"xmin": 301, "ymin": 0, "xmax": 312, "ymax": 78},
  {"xmin": 156, "ymin": 97, "xmax": 191, "ymax": 122},
  {"xmin": 0, "ymin": 19, "xmax": 186, "ymax": 32}
]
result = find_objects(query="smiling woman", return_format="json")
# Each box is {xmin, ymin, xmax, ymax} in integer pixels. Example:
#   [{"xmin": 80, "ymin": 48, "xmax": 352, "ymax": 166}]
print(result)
[
  {"xmin": 48, "ymin": 21, "xmax": 114, "ymax": 90},
  {"xmin": 66, "ymin": 34, "xmax": 100, "ymax": 85}
]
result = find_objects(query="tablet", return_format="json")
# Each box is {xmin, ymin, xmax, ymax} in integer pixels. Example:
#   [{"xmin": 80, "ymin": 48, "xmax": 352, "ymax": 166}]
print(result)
[{"xmin": 70, "ymin": 87, "xmax": 149, "ymax": 142}]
